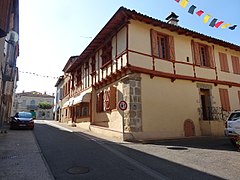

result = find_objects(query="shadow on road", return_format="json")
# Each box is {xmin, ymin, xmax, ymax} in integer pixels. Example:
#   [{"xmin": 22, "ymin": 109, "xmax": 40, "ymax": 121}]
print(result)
[{"xmin": 144, "ymin": 136, "xmax": 237, "ymax": 151}]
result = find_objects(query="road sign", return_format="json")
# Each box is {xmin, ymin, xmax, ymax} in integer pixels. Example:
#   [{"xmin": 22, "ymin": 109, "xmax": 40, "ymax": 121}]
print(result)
[{"xmin": 118, "ymin": 100, "xmax": 127, "ymax": 111}]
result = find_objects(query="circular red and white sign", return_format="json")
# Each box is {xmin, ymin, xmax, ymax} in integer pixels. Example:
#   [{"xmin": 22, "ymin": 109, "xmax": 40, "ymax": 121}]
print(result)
[{"xmin": 118, "ymin": 100, "xmax": 127, "ymax": 111}]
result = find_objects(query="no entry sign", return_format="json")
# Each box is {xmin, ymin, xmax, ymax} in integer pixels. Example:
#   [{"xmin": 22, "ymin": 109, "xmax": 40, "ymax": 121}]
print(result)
[{"xmin": 118, "ymin": 100, "xmax": 127, "ymax": 111}]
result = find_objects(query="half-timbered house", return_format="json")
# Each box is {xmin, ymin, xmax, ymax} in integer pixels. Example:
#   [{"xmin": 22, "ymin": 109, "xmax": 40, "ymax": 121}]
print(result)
[{"xmin": 59, "ymin": 7, "xmax": 240, "ymax": 141}]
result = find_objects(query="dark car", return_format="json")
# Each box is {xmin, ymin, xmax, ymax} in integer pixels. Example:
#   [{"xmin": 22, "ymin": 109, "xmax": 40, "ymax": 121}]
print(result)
[{"xmin": 10, "ymin": 112, "xmax": 34, "ymax": 130}]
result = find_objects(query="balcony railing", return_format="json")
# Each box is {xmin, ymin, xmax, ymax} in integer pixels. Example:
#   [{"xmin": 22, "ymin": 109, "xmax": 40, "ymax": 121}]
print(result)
[{"xmin": 198, "ymin": 106, "xmax": 230, "ymax": 121}]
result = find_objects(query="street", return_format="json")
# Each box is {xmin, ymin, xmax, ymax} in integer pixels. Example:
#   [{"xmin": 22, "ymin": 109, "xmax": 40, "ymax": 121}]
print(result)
[{"xmin": 33, "ymin": 120, "xmax": 240, "ymax": 180}]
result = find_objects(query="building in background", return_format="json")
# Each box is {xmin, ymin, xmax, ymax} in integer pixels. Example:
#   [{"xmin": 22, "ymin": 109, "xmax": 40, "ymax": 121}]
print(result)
[
  {"xmin": 12, "ymin": 91, "xmax": 55, "ymax": 120},
  {"xmin": 54, "ymin": 75, "xmax": 64, "ymax": 121},
  {"xmin": 0, "ymin": 0, "xmax": 19, "ymax": 128}
]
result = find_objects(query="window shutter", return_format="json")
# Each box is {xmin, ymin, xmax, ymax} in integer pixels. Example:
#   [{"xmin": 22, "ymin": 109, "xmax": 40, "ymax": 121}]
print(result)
[
  {"xmin": 110, "ymin": 86, "xmax": 117, "ymax": 110},
  {"xmin": 219, "ymin": 52, "xmax": 229, "ymax": 72},
  {"xmin": 191, "ymin": 40, "xmax": 201, "ymax": 65},
  {"xmin": 219, "ymin": 88, "xmax": 231, "ymax": 111},
  {"xmin": 232, "ymin": 56, "xmax": 240, "ymax": 74},
  {"xmin": 208, "ymin": 46, "xmax": 215, "ymax": 68},
  {"xmin": 150, "ymin": 29, "xmax": 158, "ymax": 57},
  {"xmin": 168, "ymin": 35, "xmax": 175, "ymax": 60}
]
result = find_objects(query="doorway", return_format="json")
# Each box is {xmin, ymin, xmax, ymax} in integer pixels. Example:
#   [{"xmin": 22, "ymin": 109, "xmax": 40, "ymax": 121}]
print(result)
[{"xmin": 200, "ymin": 89, "xmax": 212, "ymax": 120}]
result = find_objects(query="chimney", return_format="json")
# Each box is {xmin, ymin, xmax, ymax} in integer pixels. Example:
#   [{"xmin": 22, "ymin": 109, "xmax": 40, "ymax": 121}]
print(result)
[{"xmin": 166, "ymin": 12, "xmax": 179, "ymax": 26}]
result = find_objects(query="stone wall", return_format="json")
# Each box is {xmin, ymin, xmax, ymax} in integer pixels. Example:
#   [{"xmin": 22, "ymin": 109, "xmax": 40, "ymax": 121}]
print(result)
[{"xmin": 122, "ymin": 73, "xmax": 142, "ymax": 132}]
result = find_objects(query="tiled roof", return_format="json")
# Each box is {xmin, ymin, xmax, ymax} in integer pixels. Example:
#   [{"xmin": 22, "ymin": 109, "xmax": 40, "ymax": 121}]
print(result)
[{"xmin": 66, "ymin": 7, "xmax": 240, "ymax": 72}]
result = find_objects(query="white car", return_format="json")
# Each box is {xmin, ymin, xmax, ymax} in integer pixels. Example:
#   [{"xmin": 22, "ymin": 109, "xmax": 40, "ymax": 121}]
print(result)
[{"xmin": 224, "ymin": 110, "xmax": 240, "ymax": 136}]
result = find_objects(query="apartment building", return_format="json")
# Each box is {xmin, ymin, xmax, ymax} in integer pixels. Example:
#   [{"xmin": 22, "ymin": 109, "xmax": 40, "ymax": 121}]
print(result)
[
  {"xmin": 58, "ymin": 7, "xmax": 240, "ymax": 141},
  {"xmin": 12, "ymin": 91, "xmax": 55, "ymax": 120}
]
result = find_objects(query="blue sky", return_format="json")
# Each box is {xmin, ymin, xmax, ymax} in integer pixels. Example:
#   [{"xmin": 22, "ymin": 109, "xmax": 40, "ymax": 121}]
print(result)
[{"xmin": 17, "ymin": 0, "xmax": 240, "ymax": 95}]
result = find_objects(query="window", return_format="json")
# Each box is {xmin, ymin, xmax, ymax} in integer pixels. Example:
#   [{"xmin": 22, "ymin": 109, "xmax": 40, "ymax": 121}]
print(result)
[
  {"xmin": 199, "ymin": 44, "xmax": 210, "ymax": 67},
  {"xmin": 157, "ymin": 35, "xmax": 167, "ymax": 59},
  {"xmin": 76, "ymin": 103, "xmax": 89, "ymax": 118},
  {"xmin": 219, "ymin": 52, "xmax": 229, "ymax": 72},
  {"xmin": 82, "ymin": 104, "xmax": 89, "ymax": 116},
  {"xmin": 104, "ymin": 90, "xmax": 110, "ymax": 111},
  {"xmin": 191, "ymin": 41, "xmax": 214, "ymax": 68},
  {"xmin": 219, "ymin": 88, "xmax": 231, "ymax": 111},
  {"xmin": 97, "ymin": 91, "xmax": 104, "ymax": 112},
  {"xmin": 151, "ymin": 29, "xmax": 175, "ymax": 60},
  {"xmin": 97, "ymin": 86, "xmax": 117, "ymax": 112},
  {"xmin": 231, "ymin": 56, "xmax": 240, "ymax": 74},
  {"xmin": 30, "ymin": 100, "xmax": 35, "ymax": 105},
  {"xmin": 101, "ymin": 41, "xmax": 112, "ymax": 66}
]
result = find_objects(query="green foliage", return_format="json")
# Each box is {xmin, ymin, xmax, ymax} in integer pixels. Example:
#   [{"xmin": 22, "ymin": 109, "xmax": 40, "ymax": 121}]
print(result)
[{"xmin": 38, "ymin": 102, "xmax": 52, "ymax": 110}]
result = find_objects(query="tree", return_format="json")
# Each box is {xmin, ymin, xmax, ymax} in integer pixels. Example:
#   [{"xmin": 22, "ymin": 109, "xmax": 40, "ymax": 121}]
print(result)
[{"xmin": 38, "ymin": 102, "xmax": 52, "ymax": 109}]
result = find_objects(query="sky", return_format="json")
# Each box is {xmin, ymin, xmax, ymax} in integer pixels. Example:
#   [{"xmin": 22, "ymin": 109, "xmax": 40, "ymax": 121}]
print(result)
[{"xmin": 17, "ymin": 0, "xmax": 240, "ymax": 96}]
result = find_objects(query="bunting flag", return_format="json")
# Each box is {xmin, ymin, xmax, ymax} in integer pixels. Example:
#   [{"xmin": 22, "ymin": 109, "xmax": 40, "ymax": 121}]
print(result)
[
  {"xmin": 203, "ymin": 14, "xmax": 211, "ymax": 23},
  {"xmin": 188, "ymin": 5, "xmax": 196, "ymax": 14},
  {"xmin": 209, "ymin": 18, "xmax": 218, "ymax": 27},
  {"xmin": 175, "ymin": 0, "xmax": 237, "ymax": 31},
  {"xmin": 229, "ymin": 25, "xmax": 237, "ymax": 30},
  {"xmin": 19, "ymin": 71, "xmax": 59, "ymax": 79},
  {"xmin": 196, "ymin": 10, "xmax": 204, "ymax": 16},
  {"xmin": 221, "ymin": 23, "xmax": 231, "ymax": 29},
  {"xmin": 180, "ymin": 0, "xmax": 189, "ymax": 8},
  {"xmin": 215, "ymin": 21, "xmax": 224, "ymax": 28}
]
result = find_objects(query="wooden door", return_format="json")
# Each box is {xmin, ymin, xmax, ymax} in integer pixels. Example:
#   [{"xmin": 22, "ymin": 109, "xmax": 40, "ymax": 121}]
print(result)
[{"xmin": 184, "ymin": 119, "xmax": 195, "ymax": 137}]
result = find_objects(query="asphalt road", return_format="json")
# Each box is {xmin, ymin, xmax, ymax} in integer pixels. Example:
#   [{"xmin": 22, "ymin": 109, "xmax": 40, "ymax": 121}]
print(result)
[
  {"xmin": 33, "ymin": 122, "xmax": 163, "ymax": 180},
  {"xmin": 33, "ymin": 121, "xmax": 239, "ymax": 180}
]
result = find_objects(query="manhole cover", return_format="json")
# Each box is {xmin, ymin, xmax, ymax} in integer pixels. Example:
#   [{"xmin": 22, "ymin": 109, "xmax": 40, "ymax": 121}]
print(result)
[
  {"xmin": 166, "ymin": 146, "xmax": 188, "ymax": 150},
  {"xmin": 67, "ymin": 166, "xmax": 90, "ymax": 174}
]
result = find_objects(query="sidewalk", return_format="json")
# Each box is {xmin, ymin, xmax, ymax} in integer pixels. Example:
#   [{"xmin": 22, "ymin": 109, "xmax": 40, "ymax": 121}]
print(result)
[
  {"xmin": 0, "ymin": 124, "xmax": 54, "ymax": 180},
  {"xmin": 0, "ymin": 121, "xmax": 124, "ymax": 180},
  {"xmin": 43, "ymin": 120, "xmax": 126, "ymax": 144}
]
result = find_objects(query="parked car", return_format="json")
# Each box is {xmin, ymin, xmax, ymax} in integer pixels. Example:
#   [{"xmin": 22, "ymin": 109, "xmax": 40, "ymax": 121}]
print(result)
[
  {"xmin": 224, "ymin": 110, "xmax": 240, "ymax": 137},
  {"xmin": 10, "ymin": 112, "xmax": 34, "ymax": 130}
]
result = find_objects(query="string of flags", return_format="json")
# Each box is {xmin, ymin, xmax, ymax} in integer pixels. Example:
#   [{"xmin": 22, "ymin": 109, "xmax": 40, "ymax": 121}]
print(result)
[
  {"xmin": 19, "ymin": 71, "xmax": 59, "ymax": 79},
  {"xmin": 175, "ymin": 0, "xmax": 237, "ymax": 30}
]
